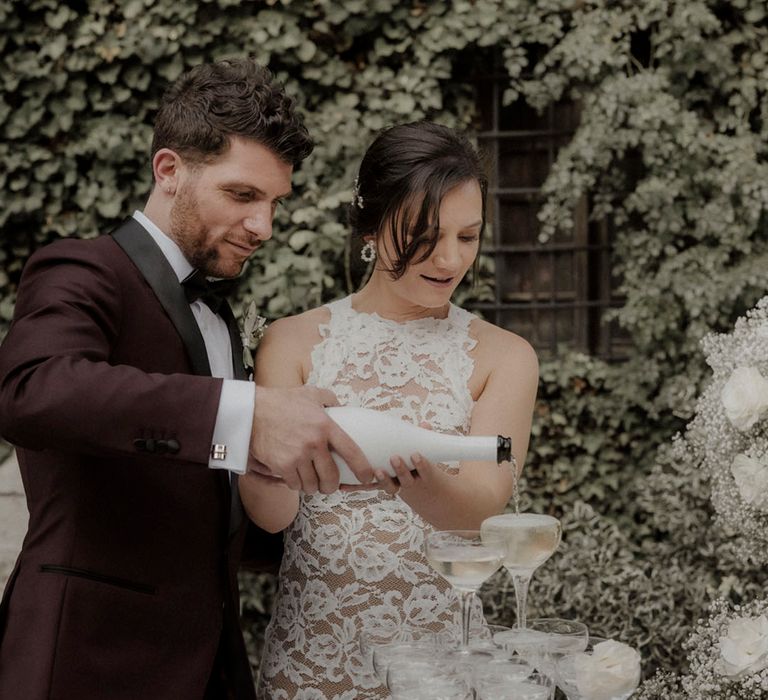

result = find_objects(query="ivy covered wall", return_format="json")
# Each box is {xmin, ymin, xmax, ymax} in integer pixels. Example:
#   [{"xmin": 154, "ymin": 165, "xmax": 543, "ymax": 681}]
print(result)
[{"xmin": 3, "ymin": 0, "xmax": 768, "ymax": 680}]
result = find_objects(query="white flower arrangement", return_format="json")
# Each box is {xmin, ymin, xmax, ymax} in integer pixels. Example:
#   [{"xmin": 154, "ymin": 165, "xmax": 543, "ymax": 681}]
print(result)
[
  {"xmin": 683, "ymin": 297, "xmax": 768, "ymax": 561},
  {"xmin": 240, "ymin": 300, "xmax": 267, "ymax": 374},
  {"xmin": 637, "ymin": 298, "xmax": 768, "ymax": 699},
  {"xmin": 638, "ymin": 598, "xmax": 768, "ymax": 699}
]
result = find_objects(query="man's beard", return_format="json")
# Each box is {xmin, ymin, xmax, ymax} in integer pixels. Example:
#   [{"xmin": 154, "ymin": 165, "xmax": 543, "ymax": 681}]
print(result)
[{"xmin": 169, "ymin": 185, "xmax": 230, "ymax": 278}]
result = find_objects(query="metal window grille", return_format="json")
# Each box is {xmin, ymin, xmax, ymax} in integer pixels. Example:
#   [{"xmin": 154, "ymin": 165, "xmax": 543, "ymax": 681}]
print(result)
[{"xmin": 467, "ymin": 65, "xmax": 630, "ymax": 360}]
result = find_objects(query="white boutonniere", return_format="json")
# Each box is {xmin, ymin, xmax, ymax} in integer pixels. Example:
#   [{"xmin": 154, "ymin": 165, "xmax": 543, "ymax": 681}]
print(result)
[{"xmin": 240, "ymin": 300, "xmax": 267, "ymax": 375}]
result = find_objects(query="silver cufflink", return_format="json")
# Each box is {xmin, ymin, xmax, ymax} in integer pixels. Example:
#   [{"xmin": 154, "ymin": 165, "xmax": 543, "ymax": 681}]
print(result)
[{"xmin": 211, "ymin": 444, "xmax": 228, "ymax": 461}]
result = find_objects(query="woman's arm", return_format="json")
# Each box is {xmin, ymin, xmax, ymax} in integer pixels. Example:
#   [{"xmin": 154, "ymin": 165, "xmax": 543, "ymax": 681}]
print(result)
[
  {"xmin": 238, "ymin": 313, "xmax": 321, "ymax": 533},
  {"xmin": 376, "ymin": 323, "xmax": 539, "ymax": 530}
]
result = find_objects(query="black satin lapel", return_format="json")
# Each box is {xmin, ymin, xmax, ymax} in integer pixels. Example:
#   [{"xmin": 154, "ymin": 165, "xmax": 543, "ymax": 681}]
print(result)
[
  {"xmin": 111, "ymin": 219, "xmax": 212, "ymax": 377},
  {"xmin": 219, "ymin": 302, "xmax": 248, "ymax": 381}
]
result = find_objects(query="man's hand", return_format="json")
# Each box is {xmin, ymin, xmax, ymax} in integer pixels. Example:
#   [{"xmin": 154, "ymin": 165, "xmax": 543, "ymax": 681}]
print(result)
[{"xmin": 248, "ymin": 386, "xmax": 374, "ymax": 494}]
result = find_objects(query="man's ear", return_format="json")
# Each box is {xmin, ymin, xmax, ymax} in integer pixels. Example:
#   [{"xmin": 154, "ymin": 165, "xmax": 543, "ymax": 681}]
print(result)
[{"xmin": 152, "ymin": 148, "xmax": 182, "ymax": 196}]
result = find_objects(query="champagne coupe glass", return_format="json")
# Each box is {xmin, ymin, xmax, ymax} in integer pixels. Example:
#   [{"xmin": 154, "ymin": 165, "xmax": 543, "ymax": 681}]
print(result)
[
  {"xmin": 480, "ymin": 514, "xmax": 562, "ymax": 629},
  {"xmin": 424, "ymin": 529, "xmax": 504, "ymax": 648},
  {"xmin": 470, "ymin": 655, "xmax": 534, "ymax": 687},
  {"xmin": 360, "ymin": 626, "xmax": 442, "ymax": 685},
  {"xmin": 387, "ymin": 658, "xmax": 473, "ymax": 700},
  {"xmin": 372, "ymin": 641, "xmax": 435, "ymax": 686},
  {"xmin": 554, "ymin": 637, "xmax": 641, "ymax": 700},
  {"xmin": 469, "ymin": 624, "xmax": 521, "ymax": 658},
  {"xmin": 497, "ymin": 618, "xmax": 588, "ymax": 699},
  {"xmin": 474, "ymin": 669, "xmax": 553, "ymax": 700}
]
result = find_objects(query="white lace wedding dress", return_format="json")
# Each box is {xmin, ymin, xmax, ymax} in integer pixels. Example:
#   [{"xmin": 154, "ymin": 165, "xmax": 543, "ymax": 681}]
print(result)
[{"xmin": 256, "ymin": 295, "xmax": 480, "ymax": 699}]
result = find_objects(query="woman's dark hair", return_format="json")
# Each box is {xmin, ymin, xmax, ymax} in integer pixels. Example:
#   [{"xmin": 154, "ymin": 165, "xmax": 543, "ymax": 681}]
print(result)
[
  {"xmin": 349, "ymin": 121, "xmax": 488, "ymax": 279},
  {"xmin": 151, "ymin": 58, "xmax": 314, "ymax": 168}
]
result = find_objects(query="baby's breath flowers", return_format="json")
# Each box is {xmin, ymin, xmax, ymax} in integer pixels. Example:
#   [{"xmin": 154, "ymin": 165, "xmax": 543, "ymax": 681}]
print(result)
[
  {"xmin": 636, "ymin": 298, "xmax": 768, "ymax": 699},
  {"xmin": 683, "ymin": 297, "xmax": 768, "ymax": 562},
  {"xmin": 686, "ymin": 599, "xmax": 768, "ymax": 697},
  {"xmin": 637, "ymin": 599, "xmax": 768, "ymax": 699}
]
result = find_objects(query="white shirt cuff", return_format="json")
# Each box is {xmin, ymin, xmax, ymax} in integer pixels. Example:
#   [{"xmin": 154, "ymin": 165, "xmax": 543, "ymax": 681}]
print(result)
[{"xmin": 208, "ymin": 379, "xmax": 255, "ymax": 475}]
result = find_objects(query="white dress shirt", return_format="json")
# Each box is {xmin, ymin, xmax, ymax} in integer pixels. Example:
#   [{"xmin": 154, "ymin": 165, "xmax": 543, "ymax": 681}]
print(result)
[{"xmin": 132, "ymin": 210, "xmax": 255, "ymax": 475}]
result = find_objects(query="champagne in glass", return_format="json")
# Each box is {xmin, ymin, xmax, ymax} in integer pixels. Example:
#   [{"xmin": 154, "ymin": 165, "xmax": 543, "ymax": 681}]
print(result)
[
  {"xmin": 427, "ymin": 547, "xmax": 504, "ymax": 591},
  {"xmin": 424, "ymin": 530, "xmax": 504, "ymax": 648},
  {"xmin": 480, "ymin": 514, "xmax": 562, "ymax": 629}
]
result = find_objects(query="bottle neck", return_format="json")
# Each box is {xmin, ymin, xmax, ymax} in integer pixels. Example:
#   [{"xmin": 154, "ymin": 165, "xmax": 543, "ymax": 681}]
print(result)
[{"xmin": 496, "ymin": 436, "xmax": 512, "ymax": 463}]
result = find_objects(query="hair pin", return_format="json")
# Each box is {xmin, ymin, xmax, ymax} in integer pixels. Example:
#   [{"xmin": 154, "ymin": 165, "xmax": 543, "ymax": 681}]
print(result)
[{"xmin": 353, "ymin": 175, "xmax": 364, "ymax": 209}]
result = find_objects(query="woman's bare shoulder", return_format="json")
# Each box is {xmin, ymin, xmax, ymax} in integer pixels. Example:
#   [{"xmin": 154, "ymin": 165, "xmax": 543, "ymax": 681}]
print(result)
[
  {"xmin": 256, "ymin": 306, "xmax": 332, "ymax": 361},
  {"xmin": 471, "ymin": 316, "xmax": 536, "ymax": 358},
  {"xmin": 264, "ymin": 306, "xmax": 331, "ymax": 340},
  {"xmin": 469, "ymin": 316, "xmax": 538, "ymax": 379},
  {"xmin": 255, "ymin": 306, "xmax": 333, "ymax": 383}
]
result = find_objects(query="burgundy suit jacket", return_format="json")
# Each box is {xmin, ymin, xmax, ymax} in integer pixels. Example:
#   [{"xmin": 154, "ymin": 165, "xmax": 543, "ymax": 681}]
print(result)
[{"xmin": 0, "ymin": 219, "xmax": 276, "ymax": 699}]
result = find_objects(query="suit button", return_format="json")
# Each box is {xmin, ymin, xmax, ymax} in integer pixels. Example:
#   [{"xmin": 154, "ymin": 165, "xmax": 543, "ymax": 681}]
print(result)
[
  {"xmin": 133, "ymin": 439, "xmax": 147, "ymax": 452},
  {"xmin": 145, "ymin": 438, "xmax": 156, "ymax": 453},
  {"xmin": 166, "ymin": 439, "xmax": 180, "ymax": 454},
  {"xmin": 155, "ymin": 440, "xmax": 168, "ymax": 455}
]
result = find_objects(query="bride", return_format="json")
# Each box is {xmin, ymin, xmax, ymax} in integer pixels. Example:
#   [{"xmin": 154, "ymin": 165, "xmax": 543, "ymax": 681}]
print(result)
[{"xmin": 239, "ymin": 121, "xmax": 539, "ymax": 698}]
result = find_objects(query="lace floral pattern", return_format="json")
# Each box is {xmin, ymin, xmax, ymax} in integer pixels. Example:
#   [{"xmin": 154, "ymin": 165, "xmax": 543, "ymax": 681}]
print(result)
[{"xmin": 257, "ymin": 296, "xmax": 478, "ymax": 699}]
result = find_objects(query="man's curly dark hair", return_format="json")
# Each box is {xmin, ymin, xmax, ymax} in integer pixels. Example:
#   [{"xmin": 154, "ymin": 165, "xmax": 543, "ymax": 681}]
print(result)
[{"xmin": 151, "ymin": 58, "xmax": 314, "ymax": 168}]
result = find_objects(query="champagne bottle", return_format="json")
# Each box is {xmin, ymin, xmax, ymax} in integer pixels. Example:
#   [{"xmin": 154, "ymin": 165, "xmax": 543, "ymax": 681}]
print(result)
[{"xmin": 325, "ymin": 406, "xmax": 512, "ymax": 484}]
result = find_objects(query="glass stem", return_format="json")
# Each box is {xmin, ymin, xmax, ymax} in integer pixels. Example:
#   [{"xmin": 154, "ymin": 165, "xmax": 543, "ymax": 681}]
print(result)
[
  {"xmin": 460, "ymin": 589, "xmax": 475, "ymax": 647},
  {"xmin": 512, "ymin": 573, "xmax": 532, "ymax": 629}
]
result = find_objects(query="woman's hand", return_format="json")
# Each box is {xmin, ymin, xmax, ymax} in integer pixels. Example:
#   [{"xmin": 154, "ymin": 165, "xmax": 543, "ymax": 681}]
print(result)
[{"xmin": 374, "ymin": 453, "xmax": 439, "ymax": 497}]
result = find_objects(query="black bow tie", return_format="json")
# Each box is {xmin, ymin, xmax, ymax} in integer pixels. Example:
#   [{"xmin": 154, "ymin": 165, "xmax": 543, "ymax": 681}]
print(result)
[{"xmin": 181, "ymin": 271, "xmax": 236, "ymax": 314}]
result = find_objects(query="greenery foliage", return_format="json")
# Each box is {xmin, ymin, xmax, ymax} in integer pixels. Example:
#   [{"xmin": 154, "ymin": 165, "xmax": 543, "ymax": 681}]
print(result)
[{"xmin": 4, "ymin": 0, "xmax": 768, "ymax": 685}]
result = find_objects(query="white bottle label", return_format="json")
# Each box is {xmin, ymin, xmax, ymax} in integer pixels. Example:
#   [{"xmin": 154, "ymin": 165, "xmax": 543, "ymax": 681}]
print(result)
[{"xmin": 325, "ymin": 406, "xmax": 500, "ymax": 484}]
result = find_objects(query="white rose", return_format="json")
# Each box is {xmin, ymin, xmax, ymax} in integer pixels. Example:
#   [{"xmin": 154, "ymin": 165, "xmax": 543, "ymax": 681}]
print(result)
[
  {"xmin": 718, "ymin": 614, "xmax": 768, "ymax": 678},
  {"xmin": 721, "ymin": 366, "xmax": 768, "ymax": 431},
  {"xmin": 574, "ymin": 640, "xmax": 641, "ymax": 700},
  {"xmin": 731, "ymin": 454, "xmax": 768, "ymax": 510}
]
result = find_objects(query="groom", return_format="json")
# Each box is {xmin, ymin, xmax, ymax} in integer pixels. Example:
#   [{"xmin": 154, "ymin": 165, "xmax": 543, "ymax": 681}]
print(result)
[{"xmin": 0, "ymin": 59, "xmax": 373, "ymax": 699}]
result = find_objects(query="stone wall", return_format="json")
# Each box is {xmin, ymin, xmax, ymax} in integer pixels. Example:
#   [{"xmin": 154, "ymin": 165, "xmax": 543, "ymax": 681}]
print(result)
[{"xmin": 0, "ymin": 452, "xmax": 26, "ymax": 588}]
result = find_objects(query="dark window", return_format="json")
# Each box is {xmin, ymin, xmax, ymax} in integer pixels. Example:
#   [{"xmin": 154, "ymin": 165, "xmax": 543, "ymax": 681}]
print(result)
[{"xmin": 468, "ymin": 64, "xmax": 630, "ymax": 360}]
